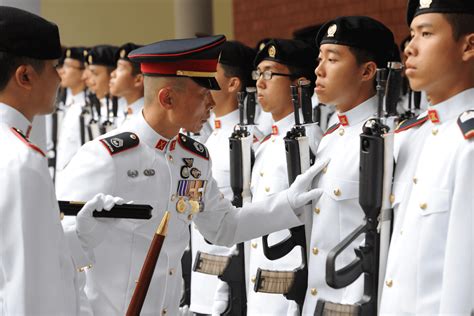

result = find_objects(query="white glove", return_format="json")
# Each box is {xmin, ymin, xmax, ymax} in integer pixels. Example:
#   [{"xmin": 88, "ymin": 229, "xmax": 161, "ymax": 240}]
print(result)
[
  {"xmin": 178, "ymin": 305, "xmax": 192, "ymax": 316},
  {"xmin": 287, "ymin": 158, "xmax": 329, "ymax": 209},
  {"xmin": 76, "ymin": 193, "xmax": 124, "ymax": 249},
  {"xmin": 212, "ymin": 300, "xmax": 228, "ymax": 316}
]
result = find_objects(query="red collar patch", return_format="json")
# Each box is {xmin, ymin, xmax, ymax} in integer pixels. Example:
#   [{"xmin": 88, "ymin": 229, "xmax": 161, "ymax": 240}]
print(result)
[
  {"xmin": 428, "ymin": 109, "xmax": 440, "ymax": 123},
  {"xmin": 338, "ymin": 115, "xmax": 349, "ymax": 126},
  {"xmin": 156, "ymin": 139, "xmax": 168, "ymax": 151},
  {"xmin": 214, "ymin": 119, "xmax": 221, "ymax": 129},
  {"xmin": 272, "ymin": 125, "xmax": 279, "ymax": 135}
]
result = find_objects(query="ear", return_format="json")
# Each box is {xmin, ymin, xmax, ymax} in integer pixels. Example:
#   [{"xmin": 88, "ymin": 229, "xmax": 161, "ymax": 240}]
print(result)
[
  {"xmin": 461, "ymin": 33, "xmax": 474, "ymax": 62},
  {"xmin": 14, "ymin": 65, "xmax": 35, "ymax": 90},
  {"xmin": 134, "ymin": 74, "xmax": 144, "ymax": 88},
  {"xmin": 158, "ymin": 87, "xmax": 173, "ymax": 110},
  {"xmin": 228, "ymin": 77, "xmax": 241, "ymax": 93},
  {"xmin": 360, "ymin": 61, "xmax": 377, "ymax": 82}
]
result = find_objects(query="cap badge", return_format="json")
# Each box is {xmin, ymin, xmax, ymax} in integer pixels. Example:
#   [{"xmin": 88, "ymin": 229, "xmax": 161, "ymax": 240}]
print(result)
[
  {"xmin": 419, "ymin": 0, "xmax": 432, "ymax": 9},
  {"xmin": 120, "ymin": 49, "xmax": 126, "ymax": 58},
  {"xmin": 259, "ymin": 42, "xmax": 266, "ymax": 51},
  {"xmin": 66, "ymin": 49, "xmax": 71, "ymax": 58},
  {"xmin": 327, "ymin": 24, "xmax": 337, "ymax": 37},
  {"xmin": 88, "ymin": 55, "xmax": 93, "ymax": 64},
  {"xmin": 268, "ymin": 45, "xmax": 276, "ymax": 58},
  {"xmin": 83, "ymin": 50, "xmax": 88, "ymax": 57}
]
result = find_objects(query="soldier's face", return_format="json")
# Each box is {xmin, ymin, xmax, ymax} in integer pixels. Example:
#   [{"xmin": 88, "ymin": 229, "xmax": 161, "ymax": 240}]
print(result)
[
  {"xmin": 89, "ymin": 65, "xmax": 111, "ymax": 98},
  {"xmin": 58, "ymin": 58, "xmax": 84, "ymax": 90},
  {"xmin": 81, "ymin": 66, "xmax": 93, "ymax": 89},
  {"xmin": 173, "ymin": 79, "xmax": 215, "ymax": 133},
  {"xmin": 256, "ymin": 60, "xmax": 293, "ymax": 121},
  {"xmin": 405, "ymin": 13, "xmax": 469, "ymax": 101},
  {"xmin": 34, "ymin": 59, "xmax": 61, "ymax": 115},
  {"xmin": 315, "ymin": 44, "xmax": 366, "ymax": 111},
  {"xmin": 109, "ymin": 60, "xmax": 140, "ymax": 97}
]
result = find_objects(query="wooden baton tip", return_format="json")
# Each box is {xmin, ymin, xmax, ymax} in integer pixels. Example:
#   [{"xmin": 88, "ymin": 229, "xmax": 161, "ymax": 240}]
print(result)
[{"xmin": 156, "ymin": 211, "xmax": 170, "ymax": 236}]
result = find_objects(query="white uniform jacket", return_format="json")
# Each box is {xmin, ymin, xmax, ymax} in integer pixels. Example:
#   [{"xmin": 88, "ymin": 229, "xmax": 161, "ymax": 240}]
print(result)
[
  {"xmin": 0, "ymin": 103, "xmax": 90, "ymax": 316},
  {"xmin": 302, "ymin": 96, "xmax": 378, "ymax": 314},
  {"xmin": 380, "ymin": 88, "xmax": 474, "ymax": 315},
  {"xmin": 121, "ymin": 97, "xmax": 144, "ymax": 126},
  {"xmin": 190, "ymin": 109, "xmax": 239, "ymax": 314},
  {"xmin": 57, "ymin": 111, "xmax": 302, "ymax": 316},
  {"xmin": 247, "ymin": 113, "xmax": 301, "ymax": 316}
]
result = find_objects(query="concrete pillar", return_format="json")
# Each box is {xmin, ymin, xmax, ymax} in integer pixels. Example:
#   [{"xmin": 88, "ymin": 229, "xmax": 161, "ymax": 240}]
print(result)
[
  {"xmin": 0, "ymin": 0, "xmax": 47, "ymax": 150},
  {"xmin": 174, "ymin": 0, "xmax": 213, "ymax": 39}
]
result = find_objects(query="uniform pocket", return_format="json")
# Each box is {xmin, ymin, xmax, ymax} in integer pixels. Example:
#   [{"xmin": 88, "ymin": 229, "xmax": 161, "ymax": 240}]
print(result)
[
  {"xmin": 324, "ymin": 178, "xmax": 359, "ymax": 201},
  {"xmin": 416, "ymin": 186, "xmax": 450, "ymax": 216}
]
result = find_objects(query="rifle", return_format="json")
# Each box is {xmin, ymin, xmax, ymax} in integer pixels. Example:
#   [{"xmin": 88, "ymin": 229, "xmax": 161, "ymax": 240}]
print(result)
[
  {"xmin": 58, "ymin": 200, "xmax": 153, "ymax": 220},
  {"xmin": 193, "ymin": 90, "xmax": 253, "ymax": 315},
  {"xmin": 87, "ymin": 93, "xmax": 102, "ymax": 140},
  {"xmin": 254, "ymin": 80, "xmax": 314, "ymax": 312},
  {"xmin": 314, "ymin": 63, "xmax": 402, "ymax": 316},
  {"xmin": 79, "ymin": 89, "xmax": 91, "ymax": 145},
  {"xmin": 126, "ymin": 212, "xmax": 170, "ymax": 316},
  {"xmin": 180, "ymin": 227, "xmax": 192, "ymax": 307},
  {"xmin": 100, "ymin": 95, "xmax": 114, "ymax": 135}
]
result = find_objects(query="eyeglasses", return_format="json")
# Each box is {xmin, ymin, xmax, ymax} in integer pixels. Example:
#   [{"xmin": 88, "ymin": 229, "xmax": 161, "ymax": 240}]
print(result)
[{"xmin": 251, "ymin": 69, "xmax": 292, "ymax": 81}]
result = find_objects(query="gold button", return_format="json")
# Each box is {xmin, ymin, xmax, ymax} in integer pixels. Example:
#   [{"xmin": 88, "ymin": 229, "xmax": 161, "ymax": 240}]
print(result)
[
  {"xmin": 260, "ymin": 171, "xmax": 264, "ymax": 177},
  {"xmin": 187, "ymin": 214, "xmax": 193, "ymax": 220},
  {"xmin": 162, "ymin": 308, "xmax": 167, "ymax": 315},
  {"xmin": 310, "ymin": 288, "xmax": 318, "ymax": 296},
  {"xmin": 432, "ymin": 128, "xmax": 438, "ymax": 135},
  {"xmin": 413, "ymin": 177, "xmax": 418, "ymax": 184},
  {"xmin": 265, "ymin": 186, "xmax": 270, "ymax": 192},
  {"xmin": 168, "ymin": 155, "xmax": 173, "ymax": 162},
  {"xmin": 314, "ymin": 207, "xmax": 320, "ymax": 214},
  {"xmin": 420, "ymin": 203, "xmax": 427, "ymax": 210},
  {"xmin": 251, "ymin": 276, "xmax": 256, "ymax": 283},
  {"xmin": 251, "ymin": 242, "xmax": 257, "ymax": 249},
  {"xmin": 385, "ymin": 279, "xmax": 393, "ymax": 287},
  {"xmin": 312, "ymin": 247, "xmax": 319, "ymax": 255},
  {"xmin": 169, "ymin": 268, "xmax": 175, "ymax": 275},
  {"xmin": 338, "ymin": 128, "xmax": 345, "ymax": 136},
  {"xmin": 333, "ymin": 188, "xmax": 341, "ymax": 196},
  {"xmin": 389, "ymin": 194, "xmax": 395, "ymax": 204},
  {"xmin": 322, "ymin": 167, "xmax": 328, "ymax": 174},
  {"xmin": 271, "ymin": 138, "xmax": 275, "ymax": 143}
]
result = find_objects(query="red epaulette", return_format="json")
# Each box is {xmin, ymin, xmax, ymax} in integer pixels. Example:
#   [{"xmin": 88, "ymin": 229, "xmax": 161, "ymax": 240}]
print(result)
[
  {"xmin": 10, "ymin": 127, "xmax": 45, "ymax": 157},
  {"xmin": 323, "ymin": 123, "xmax": 341, "ymax": 136},
  {"xmin": 395, "ymin": 115, "xmax": 428, "ymax": 133}
]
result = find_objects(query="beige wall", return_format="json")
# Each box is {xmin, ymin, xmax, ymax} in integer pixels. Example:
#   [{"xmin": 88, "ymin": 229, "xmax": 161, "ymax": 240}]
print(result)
[{"xmin": 41, "ymin": 0, "xmax": 233, "ymax": 47}]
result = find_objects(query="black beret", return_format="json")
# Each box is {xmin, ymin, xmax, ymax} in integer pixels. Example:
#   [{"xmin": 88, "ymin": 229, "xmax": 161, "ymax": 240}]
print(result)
[
  {"xmin": 219, "ymin": 41, "xmax": 256, "ymax": 87},
  {"xmin": 129, "ymin": 35, "xmax": 226, "ymax": 90},
  {"xmin": 87, "ymin": 45, "xmax": 118, "ymax": 67},
  {"xmin": 0, "ymin": 6, "xmax": 61, "ymax": 59},
  {"xmin": 255, "ymin": 38, "xmax": 271, "ymax": 52},
  {"xmin": 64, "ymin": 46, "xmax": 87, "ymax": 63},
  {"xmin": 407, "ymin": 0, "xmax": 474, "ymax": 25},
  {"xmin": 254, "ymin": 39, "xmax": 317, "ymax": 77},
  {"xmin": 116, "ymin": 43, "xmax": 142, "ymax": 63},
  {"xmin": 316, "ymin": 16, "xmax": 397, "ymax": 68}
]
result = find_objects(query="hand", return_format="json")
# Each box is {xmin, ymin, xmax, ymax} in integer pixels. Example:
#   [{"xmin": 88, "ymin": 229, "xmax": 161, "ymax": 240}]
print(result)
[
  {"xmin": 287, "ymin": 158, "xmax": 329, "ymax": 209},
  {"xmin": 178, "ymin": 305, "xmax": 192, "ymax": 316},
  {"xmin": 212, "ymin": 300, "xmax": 228, "ymax": 316},
  {"xmin": 76, "ymin": 193, "xmax": 124, "ymax": 249}
]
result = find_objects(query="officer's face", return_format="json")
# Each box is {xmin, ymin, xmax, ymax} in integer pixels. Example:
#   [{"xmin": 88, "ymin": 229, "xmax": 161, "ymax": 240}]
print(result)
[
  {"xmin": 315, "ymin": 44, "xmax": 366, "ymax": 111},
  {"xmin": 109, "ymin": 60, "xmax": 140, "ymax": 97},
  {"xmin": 406, "ymin": 13, "xmax": 469, "ymax": 102},
  {"xmin": 173, "ymin": 79, "xmax": 215, "ymax": 133},
  {"xmin": 58, "ymin": 58, "xmax": 84, "ymax": 89},
  {"xmin": 256, "ymin": 60, "xmax": 293, "ymax": 121},
  {"xmin": 89, "ymin": 65, "xmax": 111, "ymax": 98},
  {"xmin": 34, "ymin": 59, "xmax": 61, "ymax": 115}
]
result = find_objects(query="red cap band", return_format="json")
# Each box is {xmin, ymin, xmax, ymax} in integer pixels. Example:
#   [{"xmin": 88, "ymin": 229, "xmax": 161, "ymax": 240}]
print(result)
[{"xmin": 141, "ymin": 59, "xmax": 217, "ymax": 76}]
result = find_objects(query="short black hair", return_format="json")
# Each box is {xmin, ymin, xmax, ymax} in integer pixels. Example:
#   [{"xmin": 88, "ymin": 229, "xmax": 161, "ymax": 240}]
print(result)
[
  {"xmin": 220, "ymin": 63, "xmax": 254, "ymax": 92},
  {"xmin": 348, "ymin": 46, "xmax": 377, "ymax": 67},
  {"xmin": 443, "ymin": 13, "xmax": 474, "ymax": 41},
  {"xmin": 131, "ymin": 63, "xmax": 142, "ymax": 76},
  {"xmin": 0, "ymin": 52, "xmax": 45, "ymax": 92}
]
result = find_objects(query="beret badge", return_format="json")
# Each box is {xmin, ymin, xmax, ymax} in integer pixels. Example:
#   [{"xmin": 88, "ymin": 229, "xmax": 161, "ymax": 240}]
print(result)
[
  {"xmin": 268, "ymin": 45, "xmax": 276, "ymax": 58},
  {"xmin": 327, "ymin": 24, "xmax": 337, "ymax": 37}
]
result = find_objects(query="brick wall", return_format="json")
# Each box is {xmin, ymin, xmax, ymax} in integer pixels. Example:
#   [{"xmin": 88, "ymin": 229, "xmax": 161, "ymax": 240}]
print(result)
[{"xmin": 233, "ymin": 0, "xmax": 410, "ymax": 50}]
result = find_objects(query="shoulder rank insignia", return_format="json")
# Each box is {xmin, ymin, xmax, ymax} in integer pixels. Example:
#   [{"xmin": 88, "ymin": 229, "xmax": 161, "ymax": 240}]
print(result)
[
  {"xmin": 457, "ymin": 110, "xmax": 474, "ymax": 140},
  {"xmin": 99, "ymin": 132, "xmax": 139, "ymax": 155},
  {"xmin": 178, "ymin": 133, "xmax": 209, "ymax": 160},
  {"xmin": 10, "ymin": 127, "xmax": 45, "ymax": 157},
  {"xmin": 323, "ymin": 123, "xmax": 341, "ymax": 136},
  {"xmin": 395, "ymin": 114, "xmax": 428, "ymax": 133}
]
